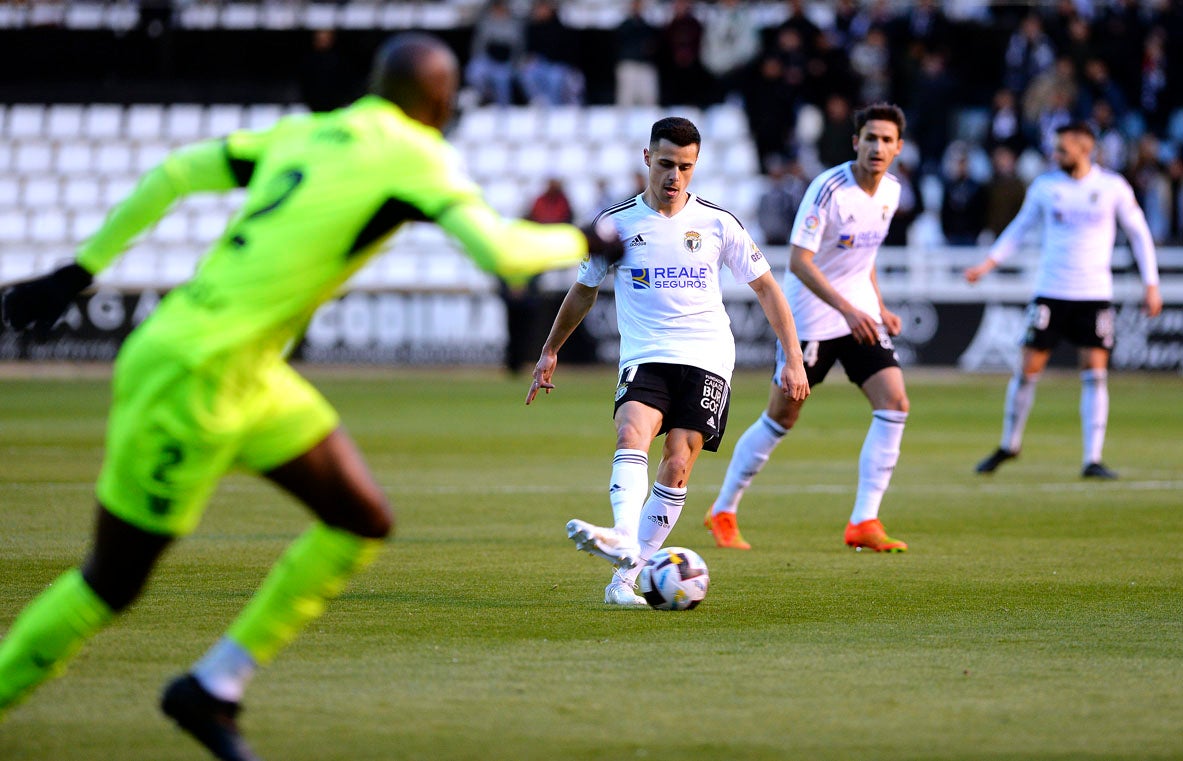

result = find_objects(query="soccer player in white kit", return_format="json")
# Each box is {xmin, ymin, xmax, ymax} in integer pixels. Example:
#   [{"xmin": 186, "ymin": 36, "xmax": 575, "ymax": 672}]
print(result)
[
  {"xmin": 525, "ymin": 117, "xmax": 810, "ymax": 605},
  {"xmin": 705, "ymin": 103, "xmax": 912, "ymax": 553},
  {"xmin": 966, "ymin": 121, "xmax": 1161, "ymax": 479}
]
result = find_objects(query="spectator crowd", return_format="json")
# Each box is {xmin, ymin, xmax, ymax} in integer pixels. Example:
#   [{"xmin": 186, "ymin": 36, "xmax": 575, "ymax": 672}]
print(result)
[{"xmin": 462, "ymin": 0, "xmax": 1183, "ymax": 248}]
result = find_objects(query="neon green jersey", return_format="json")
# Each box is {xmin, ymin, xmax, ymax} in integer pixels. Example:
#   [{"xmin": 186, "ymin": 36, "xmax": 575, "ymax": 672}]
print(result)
[{"xmin": 76, "ymin": 96, "xmax": 589, "ymax": 365}]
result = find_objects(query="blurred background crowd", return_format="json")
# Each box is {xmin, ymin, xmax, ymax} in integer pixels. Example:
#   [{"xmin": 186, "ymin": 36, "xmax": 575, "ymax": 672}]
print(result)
[{"xmin": 1, "ymin": 0, "xmax": 1182, "ymax": 249}]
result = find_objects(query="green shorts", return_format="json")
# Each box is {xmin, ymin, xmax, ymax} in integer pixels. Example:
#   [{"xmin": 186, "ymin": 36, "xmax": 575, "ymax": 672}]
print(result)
[{"xmin": 96, "ymin": 334, "xmax": 339, "ymax": 536}]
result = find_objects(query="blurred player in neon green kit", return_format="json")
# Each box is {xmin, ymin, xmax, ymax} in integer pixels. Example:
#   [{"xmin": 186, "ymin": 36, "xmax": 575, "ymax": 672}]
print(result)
[{"xmin": 0, "ymin": 33, "xmax": 622, "ymax": 760}]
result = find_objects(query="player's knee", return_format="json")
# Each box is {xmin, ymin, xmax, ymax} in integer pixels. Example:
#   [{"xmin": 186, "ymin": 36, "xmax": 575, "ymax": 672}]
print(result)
[
  {"xmin": 352, "ymin": 493, "xmax": 395, "ymax": 539},
  {"xmin": 81, "ymin": 567, "xmax": 149, "ymax": 613}
]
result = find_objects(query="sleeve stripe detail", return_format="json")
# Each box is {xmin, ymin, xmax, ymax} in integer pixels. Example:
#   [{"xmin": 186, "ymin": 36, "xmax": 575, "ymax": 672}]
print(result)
[
  {"xmin": 694, "ymin": 196, "xmax": 745, "ymax": 229},
  {"xmin": 592, "ymin": 198, "xmax": 637, "ymax": 225},
  {"xmin": 347, "ymin": 197, "xmax": 430, "ymax": 257},
  {"xmin": 815, "ymin": 168, "xmax": 851, "ymax": 209}
]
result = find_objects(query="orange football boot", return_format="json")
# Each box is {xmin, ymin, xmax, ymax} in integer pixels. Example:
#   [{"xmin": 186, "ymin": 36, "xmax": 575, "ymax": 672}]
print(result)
[
  {"xmin": 844, "ymin": 518, "xmax": 907, "ymax": 552},
  {"xmin": 704, "ymin": 507, "xmax": 751, "ymax": 550}
]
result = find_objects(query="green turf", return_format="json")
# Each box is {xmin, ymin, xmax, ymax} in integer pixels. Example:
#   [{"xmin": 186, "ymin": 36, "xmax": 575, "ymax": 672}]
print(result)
[{"xmin": 1, "ymin": 366, "xmax": 1180, "ymax": 760}]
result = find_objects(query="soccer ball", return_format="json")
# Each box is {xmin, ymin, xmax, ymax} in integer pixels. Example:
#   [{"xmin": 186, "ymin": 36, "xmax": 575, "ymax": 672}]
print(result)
[{"xmin": 638, "ymin": 546, "xmax": 709, "ymax": 610}]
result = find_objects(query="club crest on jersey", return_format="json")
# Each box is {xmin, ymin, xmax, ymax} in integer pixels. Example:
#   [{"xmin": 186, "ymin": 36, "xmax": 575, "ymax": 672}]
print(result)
[
  {"xmin": 882, "ymin": 205, "xmax": 890, "ymax": 220},
  {"xmin": 683, "ymin": 230, "xmax": 702, "ymax": 252},
  {"xmin": 630, "ymin": 268, "xmax": 651, "ymax": 289}
]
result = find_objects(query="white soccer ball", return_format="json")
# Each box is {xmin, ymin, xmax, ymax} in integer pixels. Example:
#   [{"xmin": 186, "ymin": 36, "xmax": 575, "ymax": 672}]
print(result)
[{"xmin": 638, "ymin": 546, "xmax": 709, "ymax": 610}]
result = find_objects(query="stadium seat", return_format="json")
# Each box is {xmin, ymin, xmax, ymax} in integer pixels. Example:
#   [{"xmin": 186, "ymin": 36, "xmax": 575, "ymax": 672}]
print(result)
[
  {"xmin": 62, "ymin": 176, "xmax": 101, "ymax": 209},
  {"xmin": 0, "ymin": 142, "xmax": 12, "ymax": 173},
  {"xmin": 623, "ymin": 106, "xmax": 664, "ymax": 142},
  {"xmin": 795, "ymin": 103, "xmax": 823, "ymax": 144},
  {"xmin": 503, "ymin": 107, "xmax": 544, "ymax": 141},
  {"xmin": 83, "ymin": 104, "xmax": 122, "ymax": 139},
  {"xmin": 46, "ymin": 104, "xmax": 84, "ymax": 139},
  {"xmin": 721, "ymin": 141, "xmax": 760, "ymax": 178},
  {"xmin": 0, "ymin": 248, "xmax": 36, "ymax": 279},
  {"xmin": 165, "ymin": 104, "xmax": 205, "ymax": 140},
  {"xmin": 126, "ymin": 104, "xmax": 164, "ymax": 140},
  {"xmin": 338, "ymin": 3, "xmax": 377, "ymax": 29},
  {"xmin": 101, "ymin": 177, "xmax": 137, "ymax": 207},
  {"xmin": 70, "ymin": 209, "xmax": 107, "ymax": 241},
  {"xmin": 468, "ymin": 143, "xmax": 513, "ymax": 182},
  {"xmin": 14, "ymin": 141, "xmax": 53, "ymax": 174},
  {"xmin": 378, "ymin": 4, "xmax": 417, "ymax": 29},
  {"xmin": 55, "ymin": 141, "xmax": 95, "ymax": 176},
  {"xmin": 178, "ymin": 3, "xmax": 218, "ymax": 29},
  {"xmin": 151, "ymin": 214, "xmax": 190, "ymax": 244},
  {"xmin": 705, "ymin": 103, "xmax": 747, "ymax": 142},
  {"xmin": 221, "ymin": 4, "xmax": 260, "ymax": 30},
  {"xmin": 584, "ymin": 107, "xmax": 620, "ymax": 141},
  {"xmin": 0, "ymin": 177, "xmax": 19, "ymax": 208},
  {"xmin": 206, "ymin": 104, "xmax": 244, "ymax": 137},
  {"xmin": 23, "ymin": 177, "xmax": 60, "ymax": 208},
  {"xmin": 260, "ymin": 3, "xmax": 298, "ymax": 29},
  {"xmin": 244, "ymin": 104, "xmax": 283, "ymax": 131},
  {"xmin": 544, "ymin": 106, "xmax": 581, "ymax": 138},
  {"xmin": 134, "ymin": 141, "xmax": 171, "ymax": 173},
  {"xmin": 28, "ymin": 209, "xmax": 68, "ymax": 243},
  {"xmin": 302, "ymin": 4, "xmax": 339, "ymax": 30},
  {"xmin": 94, "ymin": 143, "xmax": 133, "ymax": 175},
  {"xmin": 8, "ymin": 104, "xmax": 45, "ymax": 139}
]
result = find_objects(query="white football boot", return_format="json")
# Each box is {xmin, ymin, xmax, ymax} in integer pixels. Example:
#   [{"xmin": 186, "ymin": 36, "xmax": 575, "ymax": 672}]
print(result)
[
  {"xmin": 604, "ymin": 579, "xmax": 647, "ymax": 607},
  {"xmin": 566, "ymin": 519, "xmax": 639, "ymax": 570}
]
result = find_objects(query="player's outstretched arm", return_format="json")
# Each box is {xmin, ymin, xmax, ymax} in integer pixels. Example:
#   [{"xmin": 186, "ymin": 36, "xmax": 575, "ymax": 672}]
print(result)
[
  {"xmin": 748, "ymin": 271, "xmax": 810, "ymax": 402},
  {"xmin": 526, "ymin": 282, "xmax": 598, "ymax": 405},
  {"xmin": 439, "ymin": 202, "xmax": 623, "ymax": 282}
]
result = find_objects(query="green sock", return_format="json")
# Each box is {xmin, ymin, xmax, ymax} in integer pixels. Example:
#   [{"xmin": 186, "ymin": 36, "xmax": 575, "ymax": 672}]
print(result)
[
  {"xmin": 228, "ymin": 523, "xmax": 381, "ymax": 665},
  {"xmin": 0, "ymin": 569, "xmax": 114, "ymax": 711}
]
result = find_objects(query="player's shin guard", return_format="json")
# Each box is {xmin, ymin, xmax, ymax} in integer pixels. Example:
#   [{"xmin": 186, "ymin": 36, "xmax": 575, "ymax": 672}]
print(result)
[
  {"xmin": 225, "ymin": 523, "xmax": 380, "ymax": 668},
  {"xmin": 622, "ymin": 483, "xmax": 686, "ymax": 586},
  {"xmin": 714, "ymin": 412, "xmax": 786, "ymax": 514},
  {"xmin": 0, "ymin": 569, "xmax": 113, "ymax": 712},
  {"xmin": 850, "ymin": 410, "xmax": 908, "ymax": 525},
  {"xmin": 1001, "ymin": 372, "xmax": 1039, "ymax": 453},
  {"xmin": 609, "ymin": 449, "xmax": 649, "ymax": 540},
  {"xmin": 1080, "ymin": 369, "xmax": 1109, "ymax": 466}
]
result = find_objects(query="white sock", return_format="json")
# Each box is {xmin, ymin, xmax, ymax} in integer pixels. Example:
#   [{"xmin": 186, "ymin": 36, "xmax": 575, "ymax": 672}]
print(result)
[
  {"xmin": 850, "ymin": 410, "xmax": 908, "ymax": 525},
  {"xmin": 713, "ymin": 412, "xmax": 787, "ymax": 514},
  {"xmin": 1000, "ymin": 372, "xmax": 1039, "ymax": 452},
  {"xmin": 1080, "ymin": 369, "xmax": 1109, "ymax": 465},
  {"xmin": 192, "ymin": 636, "xmax": 258, "ymax": 703},
  {"xmin": 622, "ymin": 483, "xmax": 686, "ymax": 586},
  {"xmin": 609, "ymin": 449, "xmax": 649, "ymax": 541}
]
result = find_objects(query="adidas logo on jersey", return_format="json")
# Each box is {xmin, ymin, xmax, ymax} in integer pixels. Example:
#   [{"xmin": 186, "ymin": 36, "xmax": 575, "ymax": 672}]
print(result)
[{"xmin": 628, "ymin": 234, "xmax": 646, "ymax": 247}]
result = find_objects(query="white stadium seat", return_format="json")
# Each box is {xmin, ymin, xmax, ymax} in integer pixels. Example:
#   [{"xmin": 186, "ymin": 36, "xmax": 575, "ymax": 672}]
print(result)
[
  {"xmin": 28, "ymin": 209, "xmax": 68, "ymax": 243},
  {"xmin": 165, "ymin": 104, "xmax": 205, "ymax": 140},
  {"xmin": 14, "ymin": 141, "xmax": 53, "ymax": 174},
  {"xmin": 206, "ymin": 104, "xmax": 244, "ymax": 136},
  {"xmin": 0, "ymin": 177, "xmax": 19, "ymax": 208},
  {"xmin": 8, "ymin": 105, "xmax": 45, "ymax": 139},
  {"xmin": 83, "ymin": 104, "xmax": 122, "ymax": 138},
  {"xmin": 46, "ymin": 104, "xmax": 84, "ymax": 139},
  {"xmin": 70, "ymin": 209, "xmax": 107, "ymax": 241},
  {"xmin": 22, "ymin": 177, "xmax": 60, "ymax": 208},
  {"xmin": 63, "ymin": 176, "xmax": 101, "ymax": 209},
  {"xmin": 126, "ymin": 104, "xmax": 164, "ymax": 140},
  {"xmin": 55, "ymin": 140, "xmax": 95, "ymax": 175},
  {"xmin": 94, "ymin": 143, "xmax": 133, "ymax": 175}
]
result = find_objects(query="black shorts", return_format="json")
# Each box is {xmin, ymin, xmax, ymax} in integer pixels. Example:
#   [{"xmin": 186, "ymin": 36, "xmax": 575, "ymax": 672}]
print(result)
[
  {"xmin": 614, "ymin": 363, "xmax": 730, "ymax": 452},
  {"xmin": 776, "ymin": 328, "xmax": 901, "ymax": 388},
  {"xmin": 1023, "ymin": 297, "xmax": 1115, "ymax": 351}
]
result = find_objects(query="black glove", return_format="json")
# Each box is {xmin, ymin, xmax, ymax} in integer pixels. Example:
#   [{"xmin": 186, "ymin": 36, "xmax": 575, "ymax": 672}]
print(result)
[
  {"xmin": 1, "ymin": 263, "xmax": 93, "ymax": 336},
  {"xmin": 580, "ymin": 218, "xmax": 625, "ymax": 266}
]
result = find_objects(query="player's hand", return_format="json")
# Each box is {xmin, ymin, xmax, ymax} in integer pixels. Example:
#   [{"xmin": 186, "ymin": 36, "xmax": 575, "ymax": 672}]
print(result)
[
  {"xmin": 526, "ymin": 352, "xmax": 558, "ymax": 405},
  {"xmin": 779, "ymin": 358, "xmax": 810, "ymax": 403},
  {"xmin": 580, "ymin": 217, "xmax": 625, "ymax": 266},
  {"xmin": 964, "ymin": 261, "xmax": 994, "ymax": 283},
  {"xmin": 880, "ymin": 307, "xmax": 903, "ymax": 337},
  {"xmin": 842, "ymin": 308, "xmax": 880, "ymax": 345},
  {"xmin": 1143, "ymin": 284, "xmax": 1163, "ymax": 318},
  {"xmin": 1, "ymin": 263, "xmax": 93, "ymax": 338}
]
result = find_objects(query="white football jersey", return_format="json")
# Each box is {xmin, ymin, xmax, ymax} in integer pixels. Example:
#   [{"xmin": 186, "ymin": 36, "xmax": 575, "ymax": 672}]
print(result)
[
  {"xmin": 578, "ymin": 193, "xmax": 770, "ymax": 380},
  {"xmin": 989, "ymin": 165, "xmax": 1158, "ymax": 300},
  {"xmin": 785, "ymin": 162, "xmax": 900, "ymax": 341}
]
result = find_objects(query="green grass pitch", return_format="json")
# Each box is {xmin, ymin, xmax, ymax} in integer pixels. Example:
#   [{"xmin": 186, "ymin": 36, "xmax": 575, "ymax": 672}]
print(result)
[{"xmin": 1, "ymin": 366, "xmax": 1181, "ymax": 760}]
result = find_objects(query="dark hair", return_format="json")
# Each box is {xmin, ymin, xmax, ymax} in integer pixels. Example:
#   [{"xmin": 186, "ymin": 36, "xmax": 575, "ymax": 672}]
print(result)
[
  {"xmin": 853, "ymin": 103, "xmax": 906, "ymax": 138},
  {"xmin": 1055, "ymin": 120, "xmax": 1096, "ymax": 140},
  {"xmin": 649, "ymin": 117, "xmax": 701, "ymax": 148},
  {"xmin": 368, "ymin": 32, "xmax": 449, "ymax": 104}
]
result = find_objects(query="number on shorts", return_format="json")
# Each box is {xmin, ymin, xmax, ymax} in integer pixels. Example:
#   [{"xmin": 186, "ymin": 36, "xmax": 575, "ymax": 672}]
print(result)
[{"xmin": 148, "ymin": 442, "xmax": 184, "ymax": 515}]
